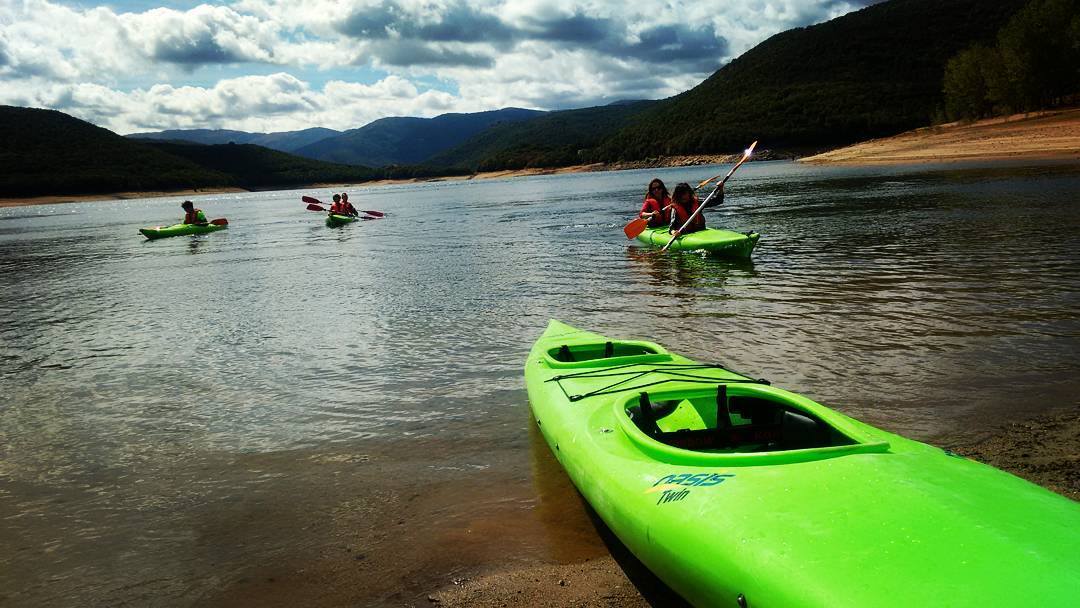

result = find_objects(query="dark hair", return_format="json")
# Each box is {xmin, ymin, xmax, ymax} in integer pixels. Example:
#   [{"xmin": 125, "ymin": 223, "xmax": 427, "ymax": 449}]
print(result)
[
  {"xmin": 646, "ymin": 178, "xmax": 668, "ymax": 199},
  {"xmin": 332, "ymin": 194, "xmax": 341, "ymax": 202},
  {"xmin": 341, "ymin": 192, "xmax": 348, "ymax": 199},
  {"xmin": 672, "ymin": 183, "xmax": 694, "ymax": 204},
  {"xmin": 181, "ymin": 200, "xmax": 194, "ymax": 209}
]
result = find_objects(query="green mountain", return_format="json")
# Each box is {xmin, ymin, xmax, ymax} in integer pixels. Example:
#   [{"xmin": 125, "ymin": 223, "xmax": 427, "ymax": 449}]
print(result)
[
  {"xmin": 0, "ymin": 106, "xmax": 232, "ymax": 197},
  {"xmin": 426, "ymin": 101, "xmax": 657, "ymax": 171},
  {"xmin": 145, "ymin": 141, "xmax": 375, "ymax": 188},
  {"xmin": 0, "ymin": 106, "xmax": 381, "ymax": 197},
  {"xmin": 595, "ymin": 0, "xmax": 1029, "ymax": 160},
  {"xmin": 293, "ymin": 108, "xmax": 544, "ymax": 167},
  {"xmin": 127, "ymin": 127, "xmax": 341, "ymax": 153}
]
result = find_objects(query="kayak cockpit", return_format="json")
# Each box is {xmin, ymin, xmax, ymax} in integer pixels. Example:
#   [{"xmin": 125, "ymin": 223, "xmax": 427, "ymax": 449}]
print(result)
[
  {"xmin": 618, "ymin": 384, "xmax": 889, "ymax": 463},
  {"xmin": 543, "ymin": 339, "xmax": 673, "ymax": 368}
]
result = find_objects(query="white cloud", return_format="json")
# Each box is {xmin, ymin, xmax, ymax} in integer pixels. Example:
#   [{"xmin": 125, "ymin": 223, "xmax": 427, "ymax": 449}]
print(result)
[
  {"xmin": 0, "ymin": 72, "xmax": 481, "ymax": 133},
  {"xmin": 0, "ymin": 0, "xmax": 873, "ymax": 132}
]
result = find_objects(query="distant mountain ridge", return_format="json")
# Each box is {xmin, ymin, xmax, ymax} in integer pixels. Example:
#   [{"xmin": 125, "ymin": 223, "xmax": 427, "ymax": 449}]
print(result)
[
  {"xmin": 293, "ymin": 107, "xmax": 545, "ymax": 167},
  {"xmin": 127, "ymin": 127, "xmax": 341, "ymax": 153},
  {"xmin": 0, "ymin": 106, "xmax": 381, "ymax": 197}
]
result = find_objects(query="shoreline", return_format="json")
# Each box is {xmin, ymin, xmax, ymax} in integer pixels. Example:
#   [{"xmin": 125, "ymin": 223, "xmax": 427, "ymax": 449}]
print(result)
[
  {"xmin": 3, "ymin": 109, "xmax": 1077, "ymax": 209},
  {"xmin": 426, "ymin": 406, "xmax": 1080, "ymax": 607},
  {"xmin": 800, "ymin": 107, "xmax": 1080, "ymax": 165}
]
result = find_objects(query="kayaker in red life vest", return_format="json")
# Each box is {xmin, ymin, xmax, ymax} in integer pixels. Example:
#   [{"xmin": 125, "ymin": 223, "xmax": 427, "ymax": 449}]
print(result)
[
  {"xmin": 329, "ymin": 193, "xmax": 344, "ymax": 215},
  {"xmin": 340, "ymin": 192, "xmax": 358, "ymax": 217},
  {"xmin": 180, "ymin": 200, "xmax": 208, "ymax": 225},
  {"xmin": 669, "ymin": 182, "xmax": 723, "ymax": 237},
  {"xmin": 639, "ymin": 178, "xmax": 671, "ymax": 227}
]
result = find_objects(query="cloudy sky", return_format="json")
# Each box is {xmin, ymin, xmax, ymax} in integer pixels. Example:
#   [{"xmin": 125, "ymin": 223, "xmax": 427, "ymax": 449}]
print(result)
[{"xmin": 0, "ymin": 0, "xmax": 878, "ymax": 134}]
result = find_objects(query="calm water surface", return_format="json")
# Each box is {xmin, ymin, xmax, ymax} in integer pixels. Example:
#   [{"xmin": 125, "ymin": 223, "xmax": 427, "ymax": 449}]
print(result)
[{"xmin": 2, "ymin": 160, "xmax": 1078, "ymax": 605}]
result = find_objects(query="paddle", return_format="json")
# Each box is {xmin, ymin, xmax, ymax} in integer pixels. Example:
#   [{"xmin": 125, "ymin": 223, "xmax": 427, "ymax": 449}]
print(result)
[
  {"xmin": 623, "ymin": 171, "xmax": 734, "ymax": 240},
  {"xmin": 660, "ymin": 141, "xmax": 757, "ymax": 253},
  {"xmin": 302, "ymin": 195, "xmax": 384, "ymax": 217},
  {"xmin": 210, "ymin": 218, "xmax": 228, "ymax": 226}
]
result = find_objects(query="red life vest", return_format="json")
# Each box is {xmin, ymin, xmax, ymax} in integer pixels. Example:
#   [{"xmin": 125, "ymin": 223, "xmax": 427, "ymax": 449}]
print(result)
[
  {"xmin": 670, "ymin": 196, "xmax": 705, "ymax": 233},
  {"xmin": 183, "ymin": 208, "xmax": 204, "ymax": 224},
  {"xmin": 640, "ymin": 194, "xmax": 671, "ymax": 227}
]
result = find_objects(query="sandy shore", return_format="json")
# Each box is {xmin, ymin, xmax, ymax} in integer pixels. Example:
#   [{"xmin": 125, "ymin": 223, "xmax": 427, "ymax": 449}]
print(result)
[
  {"xmin": 0, "ymin": 187, "xmax": 248, "ymax": 208},
  {"xmin": 802, "ymin": 108, "xmax": 1080, "ymax": 164}
]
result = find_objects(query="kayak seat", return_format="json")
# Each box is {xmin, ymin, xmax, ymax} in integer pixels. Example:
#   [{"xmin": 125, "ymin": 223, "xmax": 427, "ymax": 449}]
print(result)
[{"xmin": 630, "ymin": 387, "xmax": 852, "ymax": 453}]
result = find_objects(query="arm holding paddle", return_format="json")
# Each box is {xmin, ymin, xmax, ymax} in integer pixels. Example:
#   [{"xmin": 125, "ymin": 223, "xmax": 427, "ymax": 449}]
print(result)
[{"xmin": 660, "ymin": 141, "xmax": 757, "ymax": 253}]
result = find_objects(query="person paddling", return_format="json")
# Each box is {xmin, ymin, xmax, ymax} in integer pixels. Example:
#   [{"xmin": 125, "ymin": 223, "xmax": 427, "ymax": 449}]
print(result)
[
  {"xmin": 639, "ymin": 179, "xmax": 671, "ymax": 228},
  {"xmin": 328, "ymin": 193, "xmax": 344, "ymax": 215},
  {"xmin": 669, "ymin": 182, "xmax": 723, "ymax": 237},
  {"xmin": 340, "ymin": 192, "xmax": 358, "ymax": 217},
  {"xmin": 180, "ymin": 200, "xmax": 208, "ymax": 225}
]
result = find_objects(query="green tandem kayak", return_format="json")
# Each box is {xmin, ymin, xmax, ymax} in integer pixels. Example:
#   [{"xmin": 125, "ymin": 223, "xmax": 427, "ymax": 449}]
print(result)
[
  {"xmin": 326, "ymin": 213, "xmax": 358, "ymax": 227},
  {"xmin": 525, "ymin": 320, "xmax": 1080, "ymax": 608},
  {"xmin": 636, "ymin": 225, "xmax": 759, "ymax": 258},
  {"xmin": 139, "ymin": 221, "xmax": 227, "ymax": 240}
]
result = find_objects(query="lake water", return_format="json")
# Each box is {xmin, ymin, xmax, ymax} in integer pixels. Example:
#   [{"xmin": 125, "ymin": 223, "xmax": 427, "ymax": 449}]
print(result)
[{"xmin": 2, "ymin": 160, "xmax": 1078, "ymax": 606}]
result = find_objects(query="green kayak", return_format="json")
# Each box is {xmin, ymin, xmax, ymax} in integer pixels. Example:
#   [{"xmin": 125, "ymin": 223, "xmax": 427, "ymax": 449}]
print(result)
[
  {"xmin": 525, "ymin": 320, "xmax": 1080, "ymax": 608},
  {"xmin": 326, "ymin": 213, "xmax": 357, "ymax": 227},
  {"xmin": 636, "ymin": 226, "xmax": 759, "ymax": 258},
  {"xmin": 139, "ymin": 221, "xmax": 227, "ymax": 240}
]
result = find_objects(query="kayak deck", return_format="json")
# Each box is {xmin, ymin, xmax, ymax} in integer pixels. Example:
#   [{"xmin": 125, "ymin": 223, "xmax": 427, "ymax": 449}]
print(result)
[
  {"xmin": 526, "ymin": 320, "xmax": 1080, "ymax": 607},
  {"xmin": 139, "ymin": 221, "xmax": 227, "ymax": 240},
  {"xmin": 636, "ymin": 225, "xmax": 759, "ymax": 258},
  {"xmin": 326, "ymin": 213, "xmax": 358, "ymax": 227}
]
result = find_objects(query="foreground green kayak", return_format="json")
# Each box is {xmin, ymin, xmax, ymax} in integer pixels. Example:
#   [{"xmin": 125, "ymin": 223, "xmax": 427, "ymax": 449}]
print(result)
[
  {"xmin": 636, "ymin": 226, "xmax": 759, "ymax": 258},
  {"xmin": 139, "ymin": 221, "xmax": 227, "ymax": 240},
  {"xmin": 525, "ymin": 320, "xmax": 1080, "ymax": 608},
  {"xmin": 326, "ymin": 213, "xmax": 357, "ymax": 227}
]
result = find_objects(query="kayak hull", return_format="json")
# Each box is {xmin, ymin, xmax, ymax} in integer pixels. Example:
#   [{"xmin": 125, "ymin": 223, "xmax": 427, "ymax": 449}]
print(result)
[
  {"xmin": 525, "ymin": 320, "xmax": 1080, "ymax": 608},
  {"xmin": 636, "ymin": 226, "xmax": 759, "ymax": 258},
  {"xmin": 326, "ymin": 214, "xmax": 357, "ymax": 227},
  {"xmin": 139, "ymin": 222, "xmax": 227, "ymax": 240}
]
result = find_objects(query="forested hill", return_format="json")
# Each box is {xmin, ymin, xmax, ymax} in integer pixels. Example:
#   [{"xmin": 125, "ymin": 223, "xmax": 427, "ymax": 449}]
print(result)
[
  {"xmin": 0, "ymin": 106, "xmax": 390, "ymax": 197},
  {"xmin": 293, "ymin": 107, "xmax": 545, "ymax": 167},
  {"xmin": 595, "ymin": 0, "xmax": 1029, "ymax": 161},
  {"xmin": 425, "ymin": 101, "xmax": 656, "ymax": 171},
  {"xmin": 0, "ymin": 106, "xmax": 232, "ymax": 197}
]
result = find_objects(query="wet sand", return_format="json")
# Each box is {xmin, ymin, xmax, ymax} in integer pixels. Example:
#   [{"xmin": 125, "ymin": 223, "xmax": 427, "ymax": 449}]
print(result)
[{"xmin": 801, "ymin": 108, "xmax": 1080, "ymax": 164}]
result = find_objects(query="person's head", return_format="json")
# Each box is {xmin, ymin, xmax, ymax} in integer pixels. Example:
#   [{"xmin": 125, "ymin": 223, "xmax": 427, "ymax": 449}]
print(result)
[
  {"xmin": 647, "ymin": 178, "xmax": 667, "ymax": 199},
  {"xmin": 672, "ymin": 183, "xmax": 693, "ymax": 204},
  {"xmin": 181, "ymin": 200, "xmax": 194, "ymax": 211},
  {"xmin": 341, "ymin": 192, "xmax": 349, "ymax": 201},
  {"xmin": 332, "ymin": 193, "xmax": 341, "ymax": 203}
]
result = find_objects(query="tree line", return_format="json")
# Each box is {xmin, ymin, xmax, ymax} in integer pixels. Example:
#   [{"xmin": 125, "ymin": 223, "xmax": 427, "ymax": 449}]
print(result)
[{"xmin": 942, "ymin": 0, "xmax": 1079, "ymax": 120}]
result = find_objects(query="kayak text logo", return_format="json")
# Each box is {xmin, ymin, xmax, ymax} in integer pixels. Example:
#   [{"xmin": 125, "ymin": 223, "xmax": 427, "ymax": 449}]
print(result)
[{"xmin": 646, "ymin": 473, "xmax": 734, "ymax": 505}]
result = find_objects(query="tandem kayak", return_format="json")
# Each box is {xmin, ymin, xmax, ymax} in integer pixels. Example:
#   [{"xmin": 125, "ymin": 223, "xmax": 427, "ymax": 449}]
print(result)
[
  {"xmin": 636, "ymin": 226, "xmax": 759, "ymax": 258},
  {"xmin": 326, "ymin": 213, "xmax": 358, "ymax": 227},
  {"xmin": 525, "ymin": 320, "xmax": 1080, "ymax": 608},
  {"xmin": 139, "ymin": 221, "xmax": 227, "ymax": 240}
]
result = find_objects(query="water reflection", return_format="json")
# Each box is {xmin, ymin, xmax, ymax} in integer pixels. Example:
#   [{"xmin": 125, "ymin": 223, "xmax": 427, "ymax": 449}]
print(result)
[{"xmin": 625, "ymin": 246, "xmax": 757, "ymax": 289}]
